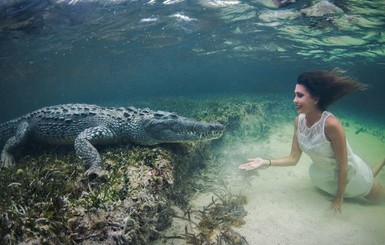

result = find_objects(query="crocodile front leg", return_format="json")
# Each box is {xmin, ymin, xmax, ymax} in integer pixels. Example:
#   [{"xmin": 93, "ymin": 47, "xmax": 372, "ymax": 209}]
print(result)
[
  {"xmin": 74, "ymin": 126, "xmax": 114, "ymax": 176},
  {"xmin": 1, "ymin": 121, "xmax": 30, "ymax": 168}
]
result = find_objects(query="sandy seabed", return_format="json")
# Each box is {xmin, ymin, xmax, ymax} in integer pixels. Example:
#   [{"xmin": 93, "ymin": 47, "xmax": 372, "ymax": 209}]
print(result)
[{"xmin": 158, "ymin": 118, "xmax": 385, "ymax": 245}]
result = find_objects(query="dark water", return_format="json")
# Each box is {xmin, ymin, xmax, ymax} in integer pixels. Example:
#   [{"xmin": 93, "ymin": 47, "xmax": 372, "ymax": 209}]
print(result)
[{"xmin": 1, "ymin": 0, "xmax": 384, "ymax": 122}]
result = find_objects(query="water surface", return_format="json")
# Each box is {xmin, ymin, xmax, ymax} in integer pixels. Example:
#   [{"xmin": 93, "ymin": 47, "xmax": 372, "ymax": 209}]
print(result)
[{"xmin": 1, "ymin": 0, "xmax": 384, "ymax": 122}]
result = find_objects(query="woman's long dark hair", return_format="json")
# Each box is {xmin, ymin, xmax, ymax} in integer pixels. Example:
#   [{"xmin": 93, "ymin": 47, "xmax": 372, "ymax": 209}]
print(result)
[{"xmin": 297, "ymin": 68, "xmax": 368, "ymax": 110}]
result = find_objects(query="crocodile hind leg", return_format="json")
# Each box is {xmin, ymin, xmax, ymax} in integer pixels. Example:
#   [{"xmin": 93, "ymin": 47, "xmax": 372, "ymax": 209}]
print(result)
[
  {"xmin": 1, "ymin": 121, "xmax": 30, "ymax": 168},
  {"xmin": 74, "ymin": 126, "xmax": 115, "ymax": 176}
]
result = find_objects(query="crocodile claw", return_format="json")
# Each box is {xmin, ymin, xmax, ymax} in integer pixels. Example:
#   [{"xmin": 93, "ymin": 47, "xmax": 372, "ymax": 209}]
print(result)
[
  {"xmin": 85, "ymin": 165, "xmax": 102, "ymax": 179},
  {"xmin": 1, "ymin": 152, "xmax": 16, "ymax": 168}
]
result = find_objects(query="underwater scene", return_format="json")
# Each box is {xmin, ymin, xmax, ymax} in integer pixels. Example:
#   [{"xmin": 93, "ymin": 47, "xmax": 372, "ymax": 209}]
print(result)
[{"xmin": 1, "ymin": 0, "xmax": 385, "ymax": 244}]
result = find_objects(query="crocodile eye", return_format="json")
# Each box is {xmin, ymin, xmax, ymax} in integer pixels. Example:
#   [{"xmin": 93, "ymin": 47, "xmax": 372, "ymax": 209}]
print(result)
[{"xmin": 169, "ymin": 114, "xmax": 178, "ymax": 119}]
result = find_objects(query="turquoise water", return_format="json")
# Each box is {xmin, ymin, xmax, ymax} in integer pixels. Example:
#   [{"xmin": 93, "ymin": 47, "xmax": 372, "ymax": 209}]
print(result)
[{"xmin": 1, "ymin": 0, "xmax": 384, "ymax": 122}]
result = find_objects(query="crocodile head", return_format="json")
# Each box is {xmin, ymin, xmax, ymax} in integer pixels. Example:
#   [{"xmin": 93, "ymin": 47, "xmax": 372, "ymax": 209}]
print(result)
[{"xmin": 137, "ymin": 110, "xmax": 225, "ymax": 145}]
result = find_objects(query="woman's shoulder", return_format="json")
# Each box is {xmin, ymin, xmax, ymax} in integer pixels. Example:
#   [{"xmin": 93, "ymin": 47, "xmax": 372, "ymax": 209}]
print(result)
[
  {"xmin": 295, "ymin": 113, "xmax": 305, "ymax": 122},
  {"xmin": 294, "ymin": 114, "xmax": 301, "ymax": 124},
  {"xmin": 324, "ymin": 112, "xmax": 341, "ymax": 127},
  {"xmin": 324, "ymin": 112, "xmax": 344, "ymax": 137}
]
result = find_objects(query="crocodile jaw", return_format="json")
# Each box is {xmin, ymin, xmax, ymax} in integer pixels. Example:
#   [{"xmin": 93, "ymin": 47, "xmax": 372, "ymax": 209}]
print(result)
[{"xmin": 144, "ymin": 118, "xmax": 224, "ymax": 144}]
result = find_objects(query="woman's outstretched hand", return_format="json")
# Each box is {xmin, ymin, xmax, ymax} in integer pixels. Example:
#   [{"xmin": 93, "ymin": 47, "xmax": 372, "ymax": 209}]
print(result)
[{"xmin": 239, "ymin": 158, "xmax": 269, "ymax": 170}]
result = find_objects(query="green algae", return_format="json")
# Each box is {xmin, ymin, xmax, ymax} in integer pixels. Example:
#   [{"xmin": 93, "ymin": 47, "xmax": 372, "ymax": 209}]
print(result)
[
  {"xmin": 0, "ymin": 146, "xmax": 176, "ymax": 244},
  {"xmin": 165, "ymin": 193, "xmax": 248, "ymax": 245}
]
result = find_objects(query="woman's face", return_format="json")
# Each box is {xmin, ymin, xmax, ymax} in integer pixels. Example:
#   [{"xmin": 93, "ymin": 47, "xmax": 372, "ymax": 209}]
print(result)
[{"xmin": 293, "ymin": 84, "xmax": 319, "ymax": 114}]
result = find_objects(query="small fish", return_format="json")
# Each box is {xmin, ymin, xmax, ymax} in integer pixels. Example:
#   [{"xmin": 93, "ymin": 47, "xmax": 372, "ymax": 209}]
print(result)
[{"xmin": 355, "ymin": 127, "xmax": 365, "ymax": 134}]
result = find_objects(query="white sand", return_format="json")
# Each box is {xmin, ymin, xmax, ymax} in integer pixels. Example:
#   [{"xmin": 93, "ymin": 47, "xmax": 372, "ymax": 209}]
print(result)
[{"xmin": 156, "ymin": 119, "xmax": 385, "ymax": 245}]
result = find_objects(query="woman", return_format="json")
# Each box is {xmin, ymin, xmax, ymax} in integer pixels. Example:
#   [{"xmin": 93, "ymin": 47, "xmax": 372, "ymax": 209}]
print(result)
[{"xmin": 239, "ymin": 68, "xmax": 385, "ymax": 213}]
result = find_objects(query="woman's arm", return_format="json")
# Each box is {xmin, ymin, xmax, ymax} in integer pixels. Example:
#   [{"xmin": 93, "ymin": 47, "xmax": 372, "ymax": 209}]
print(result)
[
  {"xmin": 239, "ymin": 117, "xmax": 302, "ymax": 170},
  {"xmin": 324, "ymin": 116, "xmax": 348, "ymax": 213}
]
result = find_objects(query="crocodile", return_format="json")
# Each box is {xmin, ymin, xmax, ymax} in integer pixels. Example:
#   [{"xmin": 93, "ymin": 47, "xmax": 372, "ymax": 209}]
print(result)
[{"xmin": 0, "ymin": 104, "xmax": 224, "ymax": 176}]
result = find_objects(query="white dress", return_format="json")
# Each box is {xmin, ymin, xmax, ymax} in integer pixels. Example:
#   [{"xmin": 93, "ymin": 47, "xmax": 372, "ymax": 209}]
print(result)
[{"xmin": 297, "ymin": 111, "xmax": 373, "ymax": 198}]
